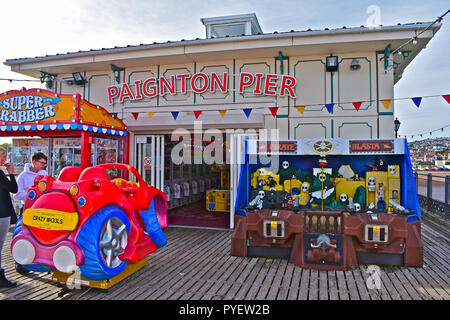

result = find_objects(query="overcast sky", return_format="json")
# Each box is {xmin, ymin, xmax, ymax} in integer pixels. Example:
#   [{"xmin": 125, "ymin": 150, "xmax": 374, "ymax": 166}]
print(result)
[{"xmin": 0, "ymin": 0, "xmax": 448, "ymax": 141}]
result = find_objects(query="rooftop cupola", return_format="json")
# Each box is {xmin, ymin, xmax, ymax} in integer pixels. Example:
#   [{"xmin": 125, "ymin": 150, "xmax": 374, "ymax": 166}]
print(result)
[{"xmin": 201, "ymin": 13, "xmax": 263, "ymax": 39}]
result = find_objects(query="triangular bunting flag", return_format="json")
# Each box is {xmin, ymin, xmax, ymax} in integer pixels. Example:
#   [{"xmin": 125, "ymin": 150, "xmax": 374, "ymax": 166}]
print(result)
[
  {"xmin": 381, "ymin": 100, "xmax": 391, "ymax": 110},
  {"xmin": 218, "ymin": 110, "xmax": 227, "ymax": 118},
  {"xmin": 352, "ymin": 102, "xmax": 362, "ymax": 111},
  {"xmin": 296, "ymin": 106, "xmax": 305, "ymax": 114},
  {"xmin": 171, "ymin": 111, "xmax": 179, "ymax": 120},
  {"xmin": 111, "ymin": 112, "xmax": 118, "ymax": 119},
  {"xmin": 325, "ymin": 103, "xmax": 334, "ymax": 114},
  {"xmin": 132, "ymin": 112, "xmax": 139, "ymax": 120},
  {"xmin": 269, "ymin": 107, "xmax": 278, "ymax": 118},
  {"xmin": 148, "ymin": 112, "xmax": 156, "ymax": 118},
  {"xmin": 412, "ymin": 97, "xmax": 422, "ymax": 108},
  {"xmin": 193, "ymin": 111, "xmax": 202, "ymax": 119},
  {"xmin": 442, "ymin": 95, "xmax": 450, "ymax": 104},
  {"xmin": 243, "ymin": 108, "xmax": 252, "ymax": 118}
]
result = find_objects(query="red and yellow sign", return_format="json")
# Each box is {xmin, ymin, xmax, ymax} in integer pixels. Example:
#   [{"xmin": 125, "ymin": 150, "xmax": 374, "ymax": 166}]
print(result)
[{"xmin": 0, "ymin": 88, "xmax": 127, "ymax": 133}]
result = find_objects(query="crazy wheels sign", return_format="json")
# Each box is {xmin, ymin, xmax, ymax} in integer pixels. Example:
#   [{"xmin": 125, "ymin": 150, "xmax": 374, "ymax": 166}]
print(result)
[
  {"xmin": 0, "ymin": 89, "xmax": 75, "ymax": 125},
  {"xmin": 107, "ymin": 72, "xmax": 297, "ymax": 105}
]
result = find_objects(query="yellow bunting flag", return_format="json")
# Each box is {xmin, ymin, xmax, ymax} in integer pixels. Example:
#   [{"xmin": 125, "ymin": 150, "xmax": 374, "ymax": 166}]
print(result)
[
  {"xmin": 218, "ymin": 110, "xmax": 227, "ymax": 118},
  {"xmin": 296, "ymin": 106, "xmax": 306, "ymax": 114},
  {"xmin": 381, "ymin": 100, "xmax": 391, "ymax": 110},
  {"xmin": 148, "ymin": 112, "xmax": 156, "ymax": 118}
]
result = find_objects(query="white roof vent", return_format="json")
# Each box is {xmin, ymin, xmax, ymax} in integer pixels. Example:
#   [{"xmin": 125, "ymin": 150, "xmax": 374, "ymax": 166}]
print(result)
[{"xmin": 201, "ymin": 13, "xmax": 263, "ymax": 39}]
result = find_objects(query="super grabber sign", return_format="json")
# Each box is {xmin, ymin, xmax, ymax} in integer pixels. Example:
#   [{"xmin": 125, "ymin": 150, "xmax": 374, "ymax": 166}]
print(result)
[{"xmin": 107, "ymin": 72, "xmax": 297, "ymax": 104}]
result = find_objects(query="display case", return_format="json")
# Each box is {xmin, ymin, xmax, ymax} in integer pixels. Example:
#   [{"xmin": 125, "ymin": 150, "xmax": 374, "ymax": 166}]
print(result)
[
  {"xmin": 232, "ymin": 138, "xmax": 423, "ymax": 270},
  {"xmin": 12, "ymin": 138, "xmax": 50, "ymax": 174},
  {"xmin": 52, "ymin": 137, "xmax": 82, "ymax": 176}
]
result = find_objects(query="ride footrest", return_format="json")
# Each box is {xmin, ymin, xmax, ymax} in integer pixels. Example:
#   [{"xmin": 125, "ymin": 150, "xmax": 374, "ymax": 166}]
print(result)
[{"xmin": 51, "ymin": 258, "xmax": 147, "ymax": 290}]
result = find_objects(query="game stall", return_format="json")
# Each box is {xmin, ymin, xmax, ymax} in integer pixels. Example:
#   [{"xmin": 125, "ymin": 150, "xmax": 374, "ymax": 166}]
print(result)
[
  {"xmin": 231, "ymin": 138, "xmax": 423, "ymax": 270},
  {"xmin": 0, "ymin": 88, "xmax": 129, "ymax": 177}
]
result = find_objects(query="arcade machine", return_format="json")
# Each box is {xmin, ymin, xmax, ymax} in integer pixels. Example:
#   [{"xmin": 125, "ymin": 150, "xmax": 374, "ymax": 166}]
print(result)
[
  {"xmin": 231, "ymin": 139, "xmax": 423, "ymax": 270},
  {"xmin": 206, "ymin": 164, "xmax": 231, "ymax": 212}
]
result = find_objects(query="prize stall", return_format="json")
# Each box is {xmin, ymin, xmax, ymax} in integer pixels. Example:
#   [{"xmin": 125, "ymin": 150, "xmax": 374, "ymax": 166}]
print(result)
[
  {"xmin": 0, "ymin": 88, "xmax": 129, "ymax": 176},
  {"xmin": 231, "ymin": 138, "xmax": 423, "ymax": 270}
]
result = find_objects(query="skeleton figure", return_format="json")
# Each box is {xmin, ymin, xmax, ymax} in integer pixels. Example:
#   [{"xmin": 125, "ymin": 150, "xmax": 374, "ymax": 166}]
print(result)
[
  {"xmin": 368, "ymin": 177, "xmax": 376, "ymax": 192},
  {"xmin": 249, "ymin": 190, "xmax": 265, "ymax": 210}
]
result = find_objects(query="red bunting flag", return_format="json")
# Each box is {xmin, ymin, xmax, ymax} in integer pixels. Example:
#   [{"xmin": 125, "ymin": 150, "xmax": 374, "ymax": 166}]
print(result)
[
  {"xmin": 269, "ymin": 107, "xmax": 279, "ymax": 117},
  {"xmin": 132, "ymin": 112, "xmax": 139, "ymax": 120},
  {"xmin": 352, "ymin": 101, "xmax": 362, "ymax": 111},
  {"xmin": 194, "ymin": 111, "xmax": 202, "ymax": 119},
  {"xmin": 443, "ymin": 95, "xmax": 450, "ymax": 104}
]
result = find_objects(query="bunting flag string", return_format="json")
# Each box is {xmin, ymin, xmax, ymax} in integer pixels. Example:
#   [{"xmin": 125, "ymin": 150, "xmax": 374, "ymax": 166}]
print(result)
[
  {"xmin": 398, "ymin": 123, "xmax": 450, "ymax": 139},
  {"xmin": 325, "ymin": 103, "xmax": 334, "ymax": 114},
  {"xmin": 218, "ymin": 110, "xmax": 227, "ymax": 118},
  {"xmin": 411, "ymin": 97, "xmax": 422, "ymax": 108},
  {"xmin": 296, "ymin": 106, "xmax": 305, "ymax": 114},
  {"xmin": 269, "ymin": 107, "xmax": 278, "ymax": 118},
  {"xmin": 111, "ymin": 93, "xmax": 449, "ymax": 121},
  {"xmin": 381, "ymin": 99, "xmax": 391, "ymax": 110},
  {"xmin": 171, "ymin": 111, "xmax": 179, "ymax": 120},
  {"xmin": 193, "ymin": 111, "xmax": 202, "ymax": 119},
  {"xmin": 443, "ymin": 95, "xmax": 450, "ymax": 104},
  {"xmin": 352, "ymin": 101, "xmax": 362, "ymax": 112}
]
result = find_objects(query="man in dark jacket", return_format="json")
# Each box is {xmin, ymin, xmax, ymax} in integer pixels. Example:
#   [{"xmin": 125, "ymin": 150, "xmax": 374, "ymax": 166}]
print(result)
[{"xmin": 0, "ymin": 147, "xmax": 18, "ymax": 288}]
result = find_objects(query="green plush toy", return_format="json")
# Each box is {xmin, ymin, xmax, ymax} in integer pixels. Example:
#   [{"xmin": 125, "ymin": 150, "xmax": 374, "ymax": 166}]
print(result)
[{"xmin": 353, "ymin": 186, "xmax": 366, "ymax": 209}]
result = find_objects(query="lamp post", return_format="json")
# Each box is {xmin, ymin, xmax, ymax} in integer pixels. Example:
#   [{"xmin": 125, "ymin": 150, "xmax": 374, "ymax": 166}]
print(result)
[{"xmin": 394, "ymin": 117, "xmax": 401, "ymax": 138}]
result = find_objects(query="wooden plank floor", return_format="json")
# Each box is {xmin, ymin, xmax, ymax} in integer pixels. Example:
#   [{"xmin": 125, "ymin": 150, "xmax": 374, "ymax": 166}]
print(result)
[{"xmin": 0, "ymin": 219, "xmax": 449, "ymax": 300}]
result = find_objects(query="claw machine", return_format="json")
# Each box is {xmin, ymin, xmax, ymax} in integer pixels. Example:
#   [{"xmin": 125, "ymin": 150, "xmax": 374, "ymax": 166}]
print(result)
[{"xmin": 1, "ymin": 88, "xmax": 129, "ymax": 177}]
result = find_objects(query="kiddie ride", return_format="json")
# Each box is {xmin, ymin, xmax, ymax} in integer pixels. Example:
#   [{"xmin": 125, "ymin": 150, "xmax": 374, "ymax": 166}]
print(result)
[
  {"xmin": 11, "ymin": 163, "xmax": 167, "ymax": 290},
  {"xmin": 231, "ymin": 139, "xmax": 423, "ymax": 270}
]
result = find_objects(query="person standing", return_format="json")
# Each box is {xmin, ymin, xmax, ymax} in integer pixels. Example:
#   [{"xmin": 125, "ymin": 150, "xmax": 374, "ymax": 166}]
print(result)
[
  {"xmin": 13, "ymin": 152, "xmax": 48, "ymax": 275},
  {"xmin": 0, "ymin": 147, "xmax": 18, "ymax": 288},
  {"xmin": 14, "ymin": 152, "xmax": 48, "ymax": 207}
]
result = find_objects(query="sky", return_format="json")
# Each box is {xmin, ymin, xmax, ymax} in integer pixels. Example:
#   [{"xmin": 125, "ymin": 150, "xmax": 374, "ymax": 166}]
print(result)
[{"xmin": 0, "ymin": 0, "xmax": 449, "ymax": 142}]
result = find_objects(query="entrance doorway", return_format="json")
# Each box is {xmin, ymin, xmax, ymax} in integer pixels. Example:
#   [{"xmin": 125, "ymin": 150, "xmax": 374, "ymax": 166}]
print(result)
[
  {"xmin": 135, "ymin": 132, "xmax": 257, "ymax": 229},
  {"xmin": 135, "ymin": 135, "xmax": 164, "ymax": 190}
]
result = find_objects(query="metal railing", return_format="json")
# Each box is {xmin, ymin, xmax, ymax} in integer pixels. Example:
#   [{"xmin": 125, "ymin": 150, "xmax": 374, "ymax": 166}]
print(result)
[{"xmin": 414, "ymin": 171, "xmax": 450, "ymax": 220}]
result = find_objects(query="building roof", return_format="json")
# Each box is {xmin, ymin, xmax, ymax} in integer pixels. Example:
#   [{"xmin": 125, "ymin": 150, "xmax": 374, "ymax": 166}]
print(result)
[{"xmin": 4, "ymin": 21, "xmax": 441, "ymax": 84}]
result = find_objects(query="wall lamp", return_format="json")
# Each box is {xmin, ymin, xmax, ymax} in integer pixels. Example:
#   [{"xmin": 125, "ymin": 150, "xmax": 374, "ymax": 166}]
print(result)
[
  {"xmin": 72, "ymin": 72, "xmax": 86, "ymax": 85},
  {"xmin": 326, "ymin": 55, "xmax": 338, "ymax": 72},
  {"xmin": 394, "ymin": 117, "xmax": 401, "ymax": 138},
  {"xmin": 350, "ymin": 59, "xmax": 361, "ymax": 71}
]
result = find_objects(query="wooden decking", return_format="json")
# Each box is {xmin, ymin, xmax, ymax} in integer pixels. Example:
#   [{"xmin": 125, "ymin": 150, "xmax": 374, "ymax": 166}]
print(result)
[{"xmin": 0, "ymin": 218, "xmax": 448, "ymax": 300}]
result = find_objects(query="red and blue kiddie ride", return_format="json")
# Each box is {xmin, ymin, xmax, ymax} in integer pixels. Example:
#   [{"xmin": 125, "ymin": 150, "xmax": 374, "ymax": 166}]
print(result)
[{"xmin": 11, "ymin": 163, "xmax": 167, "ymax": 288}]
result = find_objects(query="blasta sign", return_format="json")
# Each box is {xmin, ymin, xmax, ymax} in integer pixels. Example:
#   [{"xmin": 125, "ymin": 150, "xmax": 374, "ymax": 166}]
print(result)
[{"xmin": 107, "ymin": 72, "xmax": 297, "ymax": 104}]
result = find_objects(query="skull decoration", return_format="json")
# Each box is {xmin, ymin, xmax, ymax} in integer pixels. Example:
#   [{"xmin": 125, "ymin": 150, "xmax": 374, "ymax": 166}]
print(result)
[
  {"xmin": 368, "ymin": 177, "xmax": 376, "ymax": 192},
  {"xmin": 282, "ymin": 161, "xmax": 290, "ymax": 169},
  {"xmin": 339, "ymin": 193, "xmax": 348, "ymax": 203},
  {"xmin": 258, "ymin": 168, "xmax": 266, "ymax": 176},
  {"xmin": 301, "ymin": 183, "xmax": 309, "ymax": 193},
  {"xmin": 258, "ymin": 190, "xmax": 265, "ymax": 198},
  {"xmin": 318, "ymin": 173, "xmax": 326, "ymax": 182},
  {"xmin": 388, "ymin": 165, "xmax": 397, "ymax": 175},
  {"xmin": 354, "ymin": 203, "xmax": 361, "ymax": 212}
]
